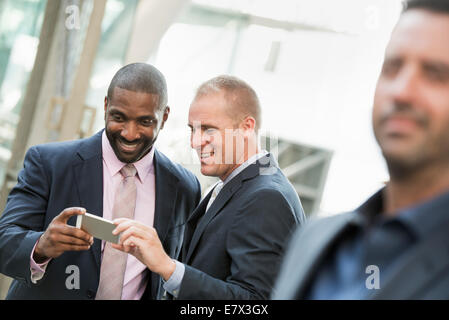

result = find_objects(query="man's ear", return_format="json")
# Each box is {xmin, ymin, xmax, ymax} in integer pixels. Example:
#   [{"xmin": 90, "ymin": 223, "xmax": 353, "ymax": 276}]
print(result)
[
  {"xmin": 104, "ymin": 96, "xmax": 108, "ymax": 121},
  {"xmin": 159, "ymin": 106, "xmax": 170, "ymax": 130},
  {"xmin": 242, "ymin": 116, "xmax": 256, "ymax": 136}
]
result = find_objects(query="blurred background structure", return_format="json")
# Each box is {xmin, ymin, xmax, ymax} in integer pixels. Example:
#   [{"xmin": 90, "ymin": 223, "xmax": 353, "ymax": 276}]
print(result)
[{"xmin": 0, "ymin": 0, "xmax": 403, "ymax": 298}]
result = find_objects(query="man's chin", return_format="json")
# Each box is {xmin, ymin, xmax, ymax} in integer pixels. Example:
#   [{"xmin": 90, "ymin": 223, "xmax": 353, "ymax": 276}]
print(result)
[
  {"xmin": 116, "ymin": 154, "xmax": 139, "ymax": 164},
  {"xmin": 112, "ymin": 144, "xmax": 153, "ymax": 163},
  {"xmin": 379, "ymin": 132, "xmax": 424, "ymax": 156},
  {"xmin": 382, "ymin": 146, "xmax": 427, "ymax": 176},
  {"xmin": 113, "ymin": 148, "xmax": 142, "ymax": 163},
  {"xmin": 201, "ymin": 165, "xmax": 219, "ymax": 178}
]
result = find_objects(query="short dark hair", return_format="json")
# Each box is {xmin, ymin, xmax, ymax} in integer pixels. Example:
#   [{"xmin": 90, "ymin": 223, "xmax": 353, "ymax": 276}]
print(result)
[
  {"xmin": 403, "ymin": 0, "xmax": 449, "ymax": 14},
  {"xmin": 107, "ymin": 63, "xmax": 168, "ymax": 109},
  {"xmin": 194, "ymin": 75, "xmax": 262, "ymax": 131}
]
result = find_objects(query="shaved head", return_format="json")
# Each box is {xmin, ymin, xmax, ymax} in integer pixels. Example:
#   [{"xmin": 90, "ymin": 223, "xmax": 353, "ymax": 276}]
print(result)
[{"xmin": 107, "ymin": 63, "xmax": 168, "ymax": 110}]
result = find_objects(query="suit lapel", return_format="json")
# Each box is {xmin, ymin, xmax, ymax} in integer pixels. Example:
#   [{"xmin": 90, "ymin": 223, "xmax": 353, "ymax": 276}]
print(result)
[
  {"xmin": 291, "ymin": 212, "xmax": 358, "ymax": 298},
  {"xmin": 147, "ymin": 150, "xmax": 180, "ymax": 299},
  {"xmin": 284, "ymin": 190, "xmax": 383, "ymax": 298},
  {"xmin": 184, "ymin": 154, "xmax": 271, "ymax": 264},
  {"xmin": 72, "ymin": 131, "xmax": 104, "ymax": 269},
  {"xmin": 185, "ymin": 180, "xmax": 241, "ymax": 263},
  {"xmin": 182, "ymin": 191, "xmax": 212, "ymax": 262},
  {"xmin": 370, "ymin": 218, "xmax": 449, "ymax": 299},
  {"xmin": 153, "ymin": 150, "xmax": 179, "ymax": 243}
]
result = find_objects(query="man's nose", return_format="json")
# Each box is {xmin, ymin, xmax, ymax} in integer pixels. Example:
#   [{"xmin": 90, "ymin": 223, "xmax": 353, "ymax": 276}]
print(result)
[
  {"xmin": 191, "ymin": 129, "xmax": 203, "ymax": 149},
  {"xmin": 389, "ymin": 65, "xmax": 419, "ymax": 105},
  {"xmin": 121, "ymin": 122, "xmax": 140, "ymax": 141}
]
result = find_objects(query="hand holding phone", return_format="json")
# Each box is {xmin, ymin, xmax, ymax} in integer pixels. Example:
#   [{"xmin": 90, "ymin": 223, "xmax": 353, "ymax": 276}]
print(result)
[{"xmin": 76, "ymin": 212, "xmax": 119, "ymax": 244}]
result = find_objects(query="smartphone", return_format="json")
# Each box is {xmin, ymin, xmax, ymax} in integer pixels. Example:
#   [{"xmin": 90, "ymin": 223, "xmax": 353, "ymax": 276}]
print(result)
[{"xmin": 75, "ymin": 212, "xmax": 119, "ymax": 244}]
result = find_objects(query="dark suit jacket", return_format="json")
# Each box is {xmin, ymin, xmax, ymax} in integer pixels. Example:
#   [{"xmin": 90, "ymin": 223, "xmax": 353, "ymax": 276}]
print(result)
[
  {"xmin": 0, "ymin": 130, "xmax": 201, "ymax": 300},
  {"xmin": 176, "ymin": 153, "xmax": 305, "ymax": 299},
  {"xmin": 273, "ymin": 210, "xmax": 449, "ymax": 299}
]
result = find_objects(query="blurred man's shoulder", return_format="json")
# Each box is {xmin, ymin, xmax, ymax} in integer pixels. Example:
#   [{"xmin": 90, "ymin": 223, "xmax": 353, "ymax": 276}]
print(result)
[{"xmin": 297, "ymin": 211, "xmax": 356, "ymax": 240}]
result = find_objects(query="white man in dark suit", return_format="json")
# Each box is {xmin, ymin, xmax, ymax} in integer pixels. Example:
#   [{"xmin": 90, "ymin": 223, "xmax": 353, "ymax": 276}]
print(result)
[{"xmin": 111, "ymin": 75, "xmax": 306, "ymax": 299}]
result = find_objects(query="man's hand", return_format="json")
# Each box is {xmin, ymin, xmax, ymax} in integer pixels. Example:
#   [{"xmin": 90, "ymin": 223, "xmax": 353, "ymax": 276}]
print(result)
[
  {"xmin": 34, "ymin": 207, "xmax": 94, "ymax": 263},
  {"xmin": 111, "ymin": 218, "xmax": 175, "ymax": 281}
]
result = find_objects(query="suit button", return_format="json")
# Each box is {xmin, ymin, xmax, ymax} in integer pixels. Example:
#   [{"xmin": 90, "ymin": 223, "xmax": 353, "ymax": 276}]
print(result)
[{"xmin": 87, "ymin": 290, "xmax": 95, "ymax": 299}]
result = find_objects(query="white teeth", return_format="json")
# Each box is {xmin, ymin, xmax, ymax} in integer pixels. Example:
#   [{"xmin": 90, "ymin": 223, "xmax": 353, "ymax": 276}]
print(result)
[
  {"xmin": 201, "ymin": 152, "xmax": 213, "ymax": 158},
  {"xmin": 119, "ymin": 141, "xmax": 138, "ymax": 150}
]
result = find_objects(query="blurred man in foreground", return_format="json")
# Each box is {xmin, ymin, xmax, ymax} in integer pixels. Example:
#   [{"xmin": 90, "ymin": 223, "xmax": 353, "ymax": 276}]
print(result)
[{"xmin": 274, "ymin": 0, "xmax": 449, "ymax": 299}]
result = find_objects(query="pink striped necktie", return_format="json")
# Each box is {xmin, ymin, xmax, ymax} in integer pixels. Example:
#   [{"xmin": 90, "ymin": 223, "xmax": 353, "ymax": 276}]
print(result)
[{"xmin": 96, "ymin": 164, "xmax": 137, "ymax": 300}]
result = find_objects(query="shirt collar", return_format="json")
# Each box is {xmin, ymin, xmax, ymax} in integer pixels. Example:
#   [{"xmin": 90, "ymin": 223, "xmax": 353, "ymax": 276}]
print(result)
[
  {"xmin": 102, "ymin": 131, "xmax": 155, "ymax": 183},
  {"xmin": 221, "ymin": 150, "xmax": 269, "ymax": 186},
  {"xmin": 355, "ymin": 187, "xmax": 449, "ymax": 239},
  {"xmin": 396, "ymin": 189, "xmax": 449, "ymax": 239}
]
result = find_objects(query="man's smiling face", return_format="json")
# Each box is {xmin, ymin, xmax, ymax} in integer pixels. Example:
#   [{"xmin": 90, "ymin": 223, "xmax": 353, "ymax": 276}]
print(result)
[
  {"xmin": 104, "ymin": 87, "xmax": 169, "ymax": 163},
  {"xmin": 188, "ymin": 90, "xmax": 245, "ymax": 181}
]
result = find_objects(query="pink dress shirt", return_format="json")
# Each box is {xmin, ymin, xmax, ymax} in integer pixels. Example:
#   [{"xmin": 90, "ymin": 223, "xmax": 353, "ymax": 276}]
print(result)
[{"xmin": 30, "ymin": 131, "xmax": 156, "ymax": 300}]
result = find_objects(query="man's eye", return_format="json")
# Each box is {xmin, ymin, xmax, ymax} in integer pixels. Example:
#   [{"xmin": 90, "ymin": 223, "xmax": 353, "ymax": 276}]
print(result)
[
  {"xmin": 112, "ymin": 114, "xmax": 123, "ymax": 121},
  {"xmin": 141, "ymin": 119, "xmax": 155, "ymax": 126},
  {"xmin": 423, "ymin": 66, "xmax": 449, "ymax": 83},
  {"xmin": 204, "ymin": 128, "xmax": 216, "ymax": 135},
  {"xmin": 381, "ymin": 60, "xmax": 401, "ymax": 77}
]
